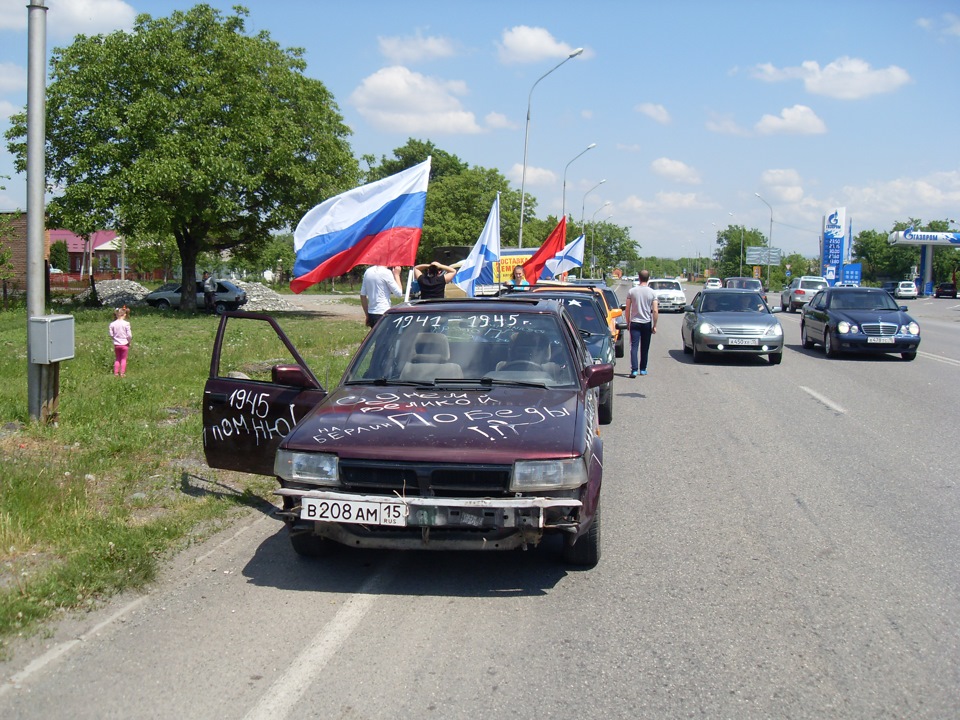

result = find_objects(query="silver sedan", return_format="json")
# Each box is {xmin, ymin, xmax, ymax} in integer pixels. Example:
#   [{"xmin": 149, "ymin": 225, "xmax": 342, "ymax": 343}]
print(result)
[{"xmin": 681, "ymin": 289, "xmax": 784, "ymax": 365}]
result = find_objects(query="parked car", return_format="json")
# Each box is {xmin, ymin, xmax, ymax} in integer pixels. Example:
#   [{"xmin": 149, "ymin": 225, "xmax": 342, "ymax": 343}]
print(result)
[
  {"xmin": 562, "ymin": 280, "xmax": 626, "ymax": 358},
  {"xmin": 934, "ymin": 282, "xmax": 957, "ymax": 298},
  {"xmin": 681, "ymin": 289, "xmax": 783, "ymax": 364},
  {"xmin": 527, "ymin": 282, "xmax": 624, "ymax": 359},
  {"xmin": 704, "ymin": 278, "xmax": 723, "ymax": 290},
  {"xmin": 202, "ymin": 298, "xmax": 613, "ymax": 566},
  {"xmin": 648, "ymin": 278, "xmax": 687, "ymax": 313},
  {"xmin": 524, "ymin": 290, "xmax": 616, "ymax": 424},
  {"xmin": 144, "ymin": 279, "xmax": 247, "ymax": 314},
  {"xmin": 799, "ymin": 287, "xmax": 920, "ymax": 361},
  {"xmin": 724, "ymin": 276, "xmax": 767, "ymax": 304},
  {"xmin": 881, "ymin": 281, "xmax": 899, "ymax": 295},
  {"xmin": 780, "ymin": 275, "xmax": 828, "ymax": 312},
  {"xmin": 894, "ymin": 281, "xmax": 918, "ymax": 299}
]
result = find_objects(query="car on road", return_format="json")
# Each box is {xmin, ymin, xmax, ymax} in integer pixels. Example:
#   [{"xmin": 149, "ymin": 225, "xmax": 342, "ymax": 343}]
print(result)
[
  {"xmin": 144, "ymin": 279, "xmax": 247, "ymax": 314},
  {"xmin": 528, "ymin": 282, "xmax": 624, "ymax": 359},
  {"xmin": 881, "ymin": 281, "xmax": 899, "ymax": 295},
  {"xmin": 202, "ymin": 297, "xmax": 613, "ymax": 566},
  {"xmin": 704, "ymin": 278, "xmax": 723, "ymax": 290},
  {"xmin": 780, "ymin": 275, "xmax": 828, "ymax": 312},
  {"xmin": 935, "ymin": 282, "xmax": 957, "ymax": 298},
  {"xmin": 799, "ymin": 286, "xmax": 920, "ymax": 361},
  {"xmin": 894, "ymin": 281, "xmax": 918, "ymax": 299},
  {"xmin": 648, "ymin": 278, "xmax": 687, "ymax": 313},
  {"xmin": 724, "ymin": 276, "xmax": 767, "ymax": 304},
  {"xmin": 681, "ymin": 288, "xmax": 784, "ymax": 364}
]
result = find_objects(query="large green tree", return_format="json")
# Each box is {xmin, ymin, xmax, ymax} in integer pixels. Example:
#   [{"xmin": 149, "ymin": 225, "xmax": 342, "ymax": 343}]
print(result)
[{"xmin": 5, "ymin": 4, "xmax": 357, "ymax": 310}]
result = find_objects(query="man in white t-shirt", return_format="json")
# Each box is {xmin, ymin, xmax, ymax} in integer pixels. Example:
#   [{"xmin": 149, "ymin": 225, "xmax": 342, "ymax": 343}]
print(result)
[
  {"xmin": 360, "ymin": 265, "xmax": 403, "ymax": 328},
  {"xmin": 624, "ymin": 269, "xmax": 659, "ymax": 377}
]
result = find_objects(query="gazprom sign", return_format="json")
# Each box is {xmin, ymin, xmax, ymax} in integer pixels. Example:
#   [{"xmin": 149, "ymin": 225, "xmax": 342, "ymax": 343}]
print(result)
[{"xmin": 888, "ymin": 228, "xmax": 960, "ymax": 245}]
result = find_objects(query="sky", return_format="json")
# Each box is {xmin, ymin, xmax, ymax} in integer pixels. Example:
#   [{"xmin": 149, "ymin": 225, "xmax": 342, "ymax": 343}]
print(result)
[{"xmin": 0, "ymin": 0, "xmax": 958, "ymax": 260}]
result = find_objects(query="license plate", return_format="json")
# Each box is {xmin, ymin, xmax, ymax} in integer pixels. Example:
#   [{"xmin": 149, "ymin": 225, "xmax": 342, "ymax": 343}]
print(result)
[
  {"xmin": 301, "ymin": 497, "xmax": 407, "ymax": 526},
  {"xmin": 728, "ymin": 338, "xmax": 758, "ymax": 346},
  {"xmin": 867, "ymin": 337, "xmax": 895, "ymax": 344}
]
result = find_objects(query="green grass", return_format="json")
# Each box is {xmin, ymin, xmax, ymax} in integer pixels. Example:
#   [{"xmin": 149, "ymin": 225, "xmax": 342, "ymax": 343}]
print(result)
[{"xmin": 0, "ymin": 301, "xmax": 366, "ymax": 652}]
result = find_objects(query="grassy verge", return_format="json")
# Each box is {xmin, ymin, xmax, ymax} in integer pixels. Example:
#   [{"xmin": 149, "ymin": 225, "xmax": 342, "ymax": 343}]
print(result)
[{"xmin": 0, "ymin": 301, "xmax": 366, "ymax": 654}]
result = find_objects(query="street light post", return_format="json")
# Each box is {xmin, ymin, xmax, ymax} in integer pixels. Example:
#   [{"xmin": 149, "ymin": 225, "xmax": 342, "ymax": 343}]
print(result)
[
  {"xmin": 581, "ymin": 179, "xmax": 606, "ymax": 234},
  {"xmin": 729, "ymin": 211, "xmax": 744, "ymax": 276},
  {"xmin": 755, "ymin": 192, "xmax": 773, "ymax": 287},
  {"xmin": 518, "ymin": 47, "xmax": 584, "ymax": 248},
  {"xmin": 562, "ymin": 143, "xmax": 596, "ymax": 223},
  {"xmin": 590, "ymin": 203, "xmax": 612, "ymax": 278}
]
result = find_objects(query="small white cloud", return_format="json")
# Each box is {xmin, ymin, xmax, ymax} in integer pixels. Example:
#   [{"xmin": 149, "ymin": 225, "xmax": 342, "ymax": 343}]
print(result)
[
  {"xmin": 616, "ymin": 143, "xmax": 642, "ymax": 152},
  {"xmin": 705, "ymin": 112, "xmax": 749, "ymax": 136},
  {"xmin": 581, "ymin": 109, "xmax": 593, "ymax": 120},
  {"xmin": 0, "ymin": 98, "xmax": 18, "ymax": 121},
  {"xmin": 349, "ymin": 66, "xmax": 482, "ymax": 134},
  {"xmin": 654, "ymin": 191, "xmax": 711, "ymax": 210},
  {"xmin": 752, "ymin": 56, "xmax": 910, "ymax": 100},
  {"xmin": 484, "ymin": 111, "xmax": 516, "ymax": 130},
  {"xmin": 759, "ymin": 169, "xmax": 806, "ymax": 204},
  {"xmin": 635, "ymin": 102, "xmax": 671, "ymax": 125},
  {"xmin": 497, "ymin": 26, "xmax": 586, "ymax": 64},
  {"xmin": 2, "ymin": 0, "xmax": 133, "ymax": 35},
  {"xmin": 0, "ymin": 62, "xmax": 26, "ymax": 93},
  {"xmin": 843, "ymin": 171, "xmax": 960, "ymax": 217},
  {"xmin": 755, "ymin": 105, "xmax": 826, "ymax": 135},
  {"xmin": 917, "ymin": 13, "xmax": 960, "ymax": 38},
  {"xmin": 507, "ymin": 163, "xmax": 556, "ymax": 186},
  {"xmin": 378, "ymin": 30, "xmax": 457, "ymax": 64},
  {"xmin": 651, "ymin": 157, "xmax": 701, "ymax": 185}
]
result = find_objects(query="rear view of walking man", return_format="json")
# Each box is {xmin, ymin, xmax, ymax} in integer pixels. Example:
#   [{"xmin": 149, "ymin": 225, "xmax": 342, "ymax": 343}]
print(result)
[{"xmin": 625, "ymin": 269, "xmax": 659, "ymax": 377}]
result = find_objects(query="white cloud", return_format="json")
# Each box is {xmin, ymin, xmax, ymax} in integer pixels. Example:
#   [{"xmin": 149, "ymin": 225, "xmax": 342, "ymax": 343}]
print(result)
[
  {"xmin": 755, "ymin": 105, "xmax": 826, "ymax": 135},
  {"xmin": 917, "ymin": 13, "xmax": 960, "ymax": 38},
  {"xmin": 842, "ymin": 171, "xmax": 960, "ymax": 218},
  {"xmin": 0, "ymin": 62, "xmax": 25, "ymax": 92},
  {"xmin": 752, "ymin": 57, "xmax": 910, "ymax": 100},
  {"xmin": 496, "ymin": 26, "xmax": 586, "ymax": 64},
  {"xmin": 635, "ymin": 102, "xmax": 671, "ymax": 125},
  {"xmin": 760, "ymin": 169, "xmax": 805, "ymax": 203},
  {"xmin": 705, "ymin": 112, "xmax": 749, "ymax": 136},
  {"xmin": 651, "ymin": 157, "xmax": 701, "ymax": 185},
  {"xmin": 349, "ymin": 66, "xmax": 482, "ymax": 134},
  {"xmin": 484, "ymin": 111, "xmax": 516, "ymax": 130},
  {"xmin": 616, "ymin": 143, "xmax": 642, "ymax": 152},
  {"xmin": 1, "ymin": 0, "xmax": 137, "ymax": 39},
  {"xmin": 622, "ymin": 191, "xmax": 714, "ymax": 213},
  {"xmin": 507, "ymin": 163, "xmax": 555, "ymax": 186},
  {"xmin": 0, "ymin": 98, "xmax": 17, "ymax": 120},
  {"xmin": 378, "ymin": 30, "xmax": 457, "ymax": 64}
]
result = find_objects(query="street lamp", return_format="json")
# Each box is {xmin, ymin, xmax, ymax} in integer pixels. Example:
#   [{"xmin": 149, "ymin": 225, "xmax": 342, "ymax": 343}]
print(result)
[
  {"xmin": 518, "ymin": 47, "xmax": 584, "ymax": 247},
  {"xmin": 581, "ymin": 179, "xmax": 606, "ymax": 233},
  {"xmin": 562, "ymin": 143, "xmax": 596, "ymax": 223},
  {"xmin": 730, "ymin": 211, "xmax": 744, "ymax": 276},
  {"xmin": 755, "ymin": 192, "xmax": 773, "ymax": 287},
  {"xmin": 590, "ymin": 203, "xmax": 612, "ymax": 278}
]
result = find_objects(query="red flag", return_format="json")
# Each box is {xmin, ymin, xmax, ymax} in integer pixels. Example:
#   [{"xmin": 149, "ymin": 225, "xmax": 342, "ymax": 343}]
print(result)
[{"xmin": 521, "ymin": 217, "xmax": 567, "ymax": 284}]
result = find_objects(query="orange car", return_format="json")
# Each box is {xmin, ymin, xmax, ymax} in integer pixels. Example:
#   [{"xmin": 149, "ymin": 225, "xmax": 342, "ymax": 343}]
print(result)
[{"xmin": 529, "ymin": 282, "xmax": 625, "ymax": 358}]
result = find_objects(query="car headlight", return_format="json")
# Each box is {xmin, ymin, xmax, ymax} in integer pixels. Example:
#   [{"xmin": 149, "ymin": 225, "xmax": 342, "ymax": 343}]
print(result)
[
  {"xmin": 904, "ymin": 322, "xmax": 920, "ymax": 335},
  {"xmin": 698, "ymin": 321, "xmax": 718, "ymax": 334},
  {"xmin": 837, "ymin": 321, "xmax": 851, "ymax": 334},
  {"xmin": 764, "ymin": 324, "xmax": 783, "ymax": 337},
  {"xmin": 511, "ymin": 457, "xmax": 588, "ymax": 491},
  {"xmin": 274, "ymin": 449, "xmax": 340, "ymax": 486}
]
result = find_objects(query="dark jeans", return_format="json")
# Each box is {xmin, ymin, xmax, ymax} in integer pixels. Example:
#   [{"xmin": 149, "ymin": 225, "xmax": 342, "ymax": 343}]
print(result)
[
  {"xmin": 630, "ymin": 321, "xmax": 653, "ymax": 373},
  {"xmin": 204, "ymin": 292, "xmax": 216, "ymax": 314},
  {"xmin": 365, "ymin": 313, "xmax": 382, "ymax": 328}
]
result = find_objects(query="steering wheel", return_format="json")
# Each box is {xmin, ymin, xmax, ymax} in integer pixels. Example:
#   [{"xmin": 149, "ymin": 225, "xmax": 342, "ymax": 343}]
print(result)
[{"xmin": 499, "ymin": 361, "xmax": 541, "ymax": 372}]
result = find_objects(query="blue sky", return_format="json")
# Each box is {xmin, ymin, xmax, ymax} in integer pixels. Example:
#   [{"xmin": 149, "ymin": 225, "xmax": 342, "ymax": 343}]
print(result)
[{"xmin": 1, "ymin": 0, "xmax": 958, "ymax": 259}]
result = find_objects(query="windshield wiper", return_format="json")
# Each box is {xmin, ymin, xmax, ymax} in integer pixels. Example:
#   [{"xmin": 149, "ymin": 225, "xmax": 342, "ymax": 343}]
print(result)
[
  {"xmin": 344, "ymin": 378, "xmax": 434, "ymax": 387},
  {"xmin": 476, "ymin": 376, "xmax": 548, "ymax": 388}
]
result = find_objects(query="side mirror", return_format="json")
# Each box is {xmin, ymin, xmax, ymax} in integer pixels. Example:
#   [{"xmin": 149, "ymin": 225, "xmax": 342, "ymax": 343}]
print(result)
[
  {"xmin": 272, "ymin": 364, "xmax": 321, "ymax": 389},
  {"xmin": 682, "ymin": 304, "xmax": 694, "ymax": 312},
  {"xmin": 584, "ymin": 363, "xmax": 614, "ymax": 389}
]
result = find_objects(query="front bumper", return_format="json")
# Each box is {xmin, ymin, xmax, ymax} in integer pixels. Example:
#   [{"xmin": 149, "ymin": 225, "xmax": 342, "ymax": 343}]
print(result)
[
  {"xmin": 695, "ymin": 333, "xmax": 783, "ymax": 355},
  {"xmin": 657, "ymin": 297, "xmax": 686, "ymax": 312},
  {"xmin": 833, "ymin": 333, "xmax": 920, "ymax": 354}
]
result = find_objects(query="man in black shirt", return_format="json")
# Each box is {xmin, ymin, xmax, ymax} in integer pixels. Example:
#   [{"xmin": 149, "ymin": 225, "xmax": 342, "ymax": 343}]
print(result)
[{"xmin": 413, "ymin": 261, "xmax": 457, "ymax": 299}]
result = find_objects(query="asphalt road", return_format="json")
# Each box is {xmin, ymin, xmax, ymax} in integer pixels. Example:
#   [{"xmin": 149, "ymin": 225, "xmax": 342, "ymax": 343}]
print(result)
[{"xmin": 2, "ymin": 284, "xmax": 958, "ymax": 719}]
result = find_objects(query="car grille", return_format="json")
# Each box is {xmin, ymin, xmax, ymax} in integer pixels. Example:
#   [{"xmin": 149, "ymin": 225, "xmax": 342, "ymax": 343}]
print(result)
[
  {"xmin": 716, "ymin": 325, "xmax": 762, "ymax": 337},
  {"xmin": 860, "ymin": 322, "xmax": 899, "ymax": 336},
  {"xmin": 339, "ymin": 459, "xmax": 512, "ymax": 497}
]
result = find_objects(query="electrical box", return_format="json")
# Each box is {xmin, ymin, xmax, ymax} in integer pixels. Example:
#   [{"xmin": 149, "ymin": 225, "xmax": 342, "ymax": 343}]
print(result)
[{"xmin": 29, "ymin": 314, "xmax": 75, "ymax": 364}]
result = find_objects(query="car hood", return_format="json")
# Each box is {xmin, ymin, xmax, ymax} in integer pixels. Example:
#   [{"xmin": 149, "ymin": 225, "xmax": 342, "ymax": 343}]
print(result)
[
  {"xmin": 699, "ymin": 311, "xmax": 779, "ymax": 328},
  {"xmin": 828, "ymin": 309, "xmax": 913, "ymax": 325},
  {"xmin": 281, "ymin": 384, "xmax": 586, "ymax": 464}
]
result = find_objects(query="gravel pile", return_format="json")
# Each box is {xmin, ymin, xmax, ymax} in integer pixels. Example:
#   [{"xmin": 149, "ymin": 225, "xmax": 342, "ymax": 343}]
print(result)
[
  {"xmin": 231, "ymin": 280, "xmax": 301, "ymax": 312},
  {"xmin": 72, "ymin": 279, "xmax": 151, "ymax": 308}
]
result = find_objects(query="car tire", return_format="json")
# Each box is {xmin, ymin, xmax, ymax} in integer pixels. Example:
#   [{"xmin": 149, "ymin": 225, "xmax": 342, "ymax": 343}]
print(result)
[
  {"xmin": 615, "ymin": 334, "xmax": 624, "ymax": 358},
  {"xmin": 682, "ymin": 334, "xmax": 692, "ymax": 354},
  {"xmin": 824, "ymin": 331, "xmax": 839, "ymax": 358},
  {"xmin": 901, "ymin": 351, "xmax": 917, "ymax": 361},
  {"xmin": 768, "ymin": 351, "xmax": 783, "ymax": 365},
  {"xmin": 215, "ymin": 301, "xmax": 228, "ymax": 315},
  {"xmin": 801, "ymin": 323, "xmax": 815, "ymax": 349},
  {"xmin": 598, "ymin": 382, "xmax": 613, "ymax": 425},
  {"xmin": 692, "ymin": 342, "xmax": 704, "ymax": 364},
  {"xmin": 156, "ymin": 299, "xmax": 171, "ymax": 310},
  {"xmin": 289, "ymin": 527, "xmax": 336, "ymax": 558},
  {"xmin": 562, "ymin": 497, "xmax": 600, "ymax": 567}
]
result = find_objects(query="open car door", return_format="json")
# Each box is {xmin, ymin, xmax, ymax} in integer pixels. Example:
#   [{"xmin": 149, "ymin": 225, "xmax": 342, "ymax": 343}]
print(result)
[{"xmin": 202, "ymin": 312, "xmax": 327, "ymax": 476}]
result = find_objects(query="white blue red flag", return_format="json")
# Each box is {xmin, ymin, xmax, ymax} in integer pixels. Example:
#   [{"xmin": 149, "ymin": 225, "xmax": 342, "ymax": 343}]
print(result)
[
  {"xmin": 453, "ymin": 193, "xmax": 501, "ymax": 297},
  {"xmin": 542, "ymin": 233, "xmax": 585, "ymax": 279},
  {"xmin": 521, "ymin": 216, "xmax": 567, "ymax": 284},
  {"xmin": 291, "ymin": 158, "xmax": 431, "ymax": 293}
]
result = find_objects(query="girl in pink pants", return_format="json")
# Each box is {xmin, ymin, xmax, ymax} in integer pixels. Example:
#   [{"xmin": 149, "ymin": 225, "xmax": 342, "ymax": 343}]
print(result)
[{"xmin": 109, "ymin": 307, "xmax": 132, "ymax": 377}]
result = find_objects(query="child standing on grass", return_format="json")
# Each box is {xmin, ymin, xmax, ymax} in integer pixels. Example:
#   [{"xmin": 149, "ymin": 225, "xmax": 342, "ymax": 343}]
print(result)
[{"xmin": 109, "ymin": 306, "xmax": 132, "ymax": 377}]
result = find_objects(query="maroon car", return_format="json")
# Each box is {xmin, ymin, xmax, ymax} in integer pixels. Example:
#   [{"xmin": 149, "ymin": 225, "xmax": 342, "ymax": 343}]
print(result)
[{"xmin": 202, "ymin": 297, "xmax": 613, "ymax": 567}]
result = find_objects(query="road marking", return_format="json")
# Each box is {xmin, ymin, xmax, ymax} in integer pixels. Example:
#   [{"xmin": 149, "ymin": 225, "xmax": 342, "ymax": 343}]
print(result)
[
  {"xmin": 917, "ymin": 350, "xmax": 960, "ymax": 367},
  {"xmin": 799, "ymin": 386, "xmax": 846, "ymax": 414},
  {"xmin": 243, "ymin": 557, "xmax": 401, "ymax": 720}
]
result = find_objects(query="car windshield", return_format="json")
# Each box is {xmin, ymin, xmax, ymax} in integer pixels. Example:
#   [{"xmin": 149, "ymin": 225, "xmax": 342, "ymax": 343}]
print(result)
[
  {"xmin": 725, "ymin": 278, "xmax": 762, "ymax": 290},
  {"xmin": 699, "ymin": 292, "xmax": 768, "ymax": 313},
  {"xmin": 534, "ymin": 295, "xmax": 609, "ymax": 334},
  {"xmin": 828, "ymin": 291, "xmax": 900, "ymax": 311},
  {"xmin": 345, "ymin": 309, "xmax": 579, "ymax": 387},
  {"xmin": 800, "ymin": 280, "xmax": 826, "ymax": 290},
  {"xmin": 650, "ymin": 281, "xmax": 682, "ymax": 291}
]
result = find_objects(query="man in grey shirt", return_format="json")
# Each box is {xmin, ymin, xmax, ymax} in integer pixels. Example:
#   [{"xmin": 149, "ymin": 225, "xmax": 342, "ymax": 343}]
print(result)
[{"xmin": 624, "ymin": 269, "xmax": 659, "ymax": 377}]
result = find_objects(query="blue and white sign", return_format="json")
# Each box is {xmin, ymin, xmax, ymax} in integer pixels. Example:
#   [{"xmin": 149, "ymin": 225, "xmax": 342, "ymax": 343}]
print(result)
[
  {"xmin": 841, "ymin": 263, "xmax": 862, "ymax": 285},
  {"xmin": 887, "ymin": 228, "xmax": 960, "ymax": 245},
  {"xmin": 822, "ymin": 207, "xmax": 846, "ymax": 269}
]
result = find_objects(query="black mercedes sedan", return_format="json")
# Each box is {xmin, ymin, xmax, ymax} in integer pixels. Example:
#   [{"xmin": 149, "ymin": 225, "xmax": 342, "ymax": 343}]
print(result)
[{"xmin": 799, "ymin": 287, "xmax": 921, "ymax": 361}]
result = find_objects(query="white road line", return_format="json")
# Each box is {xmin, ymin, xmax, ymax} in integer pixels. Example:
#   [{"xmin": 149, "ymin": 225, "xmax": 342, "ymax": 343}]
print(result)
[
  {"xmin": 917, "ymin": 350, "xmax": 960, "ymax": 367},
  {"xmin": 799, "ymin": 386, "xmax": 846, "ymax": 414},
  {"xmin": 243, "ymin": 557, "xmax": 401, "ymax": 720}
]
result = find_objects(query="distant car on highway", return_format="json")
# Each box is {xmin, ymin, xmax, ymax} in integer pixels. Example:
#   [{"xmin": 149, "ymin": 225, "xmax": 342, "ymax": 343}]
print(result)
[
  {"xmin": 703, "ymin": 278, "xmax": 722, "ymax": 290},
  {"xmin": 934, "ymin": 282, "xmax": 957, "ymax": 298},
  {"xmin": 780, "ymin": 275, "xmax": 828, "ymax": 312},
  {"xmin": 681, "ymin": 288, "xmax": 784, "ymax": 365},
  {"xmin": 724, "ymin": 276, "xmax": 767, "ymax": 304},
  {"xmin": 894, "ymin": 281, "xmax": 918, "ymax": 299},
  {"xmin": 648, "ymin": 278, "xmax": 687, "ymax": 313}
]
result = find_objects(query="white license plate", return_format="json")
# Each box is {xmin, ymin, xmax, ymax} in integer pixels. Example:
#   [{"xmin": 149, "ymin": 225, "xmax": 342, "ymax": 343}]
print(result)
[
  {"xmin": 728, "ymin": 338, "xmax": 758, "ymax": 346},
  {"xmin": 867, "ymin": 337, "xmax": 895, "ymax": 344},
  {"xmin": 301, "ymin": 497, "xmax": 407, "ymax": 526}
]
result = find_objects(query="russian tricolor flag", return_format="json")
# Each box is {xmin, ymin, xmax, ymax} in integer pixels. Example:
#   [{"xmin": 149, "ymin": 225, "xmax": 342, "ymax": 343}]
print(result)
[{"xmin": 291, "ymin": 158, "xmax": 431, "ymax": 293}]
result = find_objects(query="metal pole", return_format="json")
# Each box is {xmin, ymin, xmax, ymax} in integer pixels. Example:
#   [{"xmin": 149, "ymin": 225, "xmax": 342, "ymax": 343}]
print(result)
[
  {"xmin": 755, "ymin": 193, "xmax": 773, "ymax": 287},
  {"xmin": 581, "ymin": 180, "xmax": 606, "ymax": 234},
  {"xmin": 26, "ymin": 0, "xmax": 48, "ymax": 421},
  {"xmin": 518, "ymin": 48, "xmax": 583, "ymax": 248},
  {"xmin": 561, "ymin": 143, "xmax": 595, "ymax": 224}
]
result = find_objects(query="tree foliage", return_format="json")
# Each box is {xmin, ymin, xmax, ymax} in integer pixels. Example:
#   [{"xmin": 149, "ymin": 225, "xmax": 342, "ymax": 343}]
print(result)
[
  {"xmin": 48, "ymin": 240, "xmax": 69, "ymax": 271},
  {"xmin": 5, "ymin": 3, "xmax": 357, "ymax": 310}
]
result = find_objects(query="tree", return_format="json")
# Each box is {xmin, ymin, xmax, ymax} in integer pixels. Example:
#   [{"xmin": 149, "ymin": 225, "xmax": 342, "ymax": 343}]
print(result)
[
  {"xmin": 48, "ymin": 240, "xmax": 69, "ymax": 271},
  {"xmin": 714, "ymin": 224, "xmax": 766, "ymax": 280},
  {"xmin": 5, "ymin": 4, "xmax": 357, "ymax": 310}
]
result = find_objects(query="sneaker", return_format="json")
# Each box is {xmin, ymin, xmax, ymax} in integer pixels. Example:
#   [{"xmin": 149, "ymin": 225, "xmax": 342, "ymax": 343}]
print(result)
[
  {"xmin": 640, "ymin": 370, "xmax": 648, "ymax": 376},
  {"xmin": 629, "ymin": 371, "xmax": 637, "ymax": 378}
]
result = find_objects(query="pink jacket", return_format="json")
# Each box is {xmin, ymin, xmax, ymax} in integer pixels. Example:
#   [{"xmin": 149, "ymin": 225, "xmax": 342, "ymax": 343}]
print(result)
[{"xmin": 109, "ymin": 319, "xmax": 132, "ymax": 346}]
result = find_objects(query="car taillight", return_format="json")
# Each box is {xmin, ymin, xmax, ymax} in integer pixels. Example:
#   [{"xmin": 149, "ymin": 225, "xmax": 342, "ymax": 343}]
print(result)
[{"xmin": 796, "ymin": 289, "xmax": 806, "ymax": 295}]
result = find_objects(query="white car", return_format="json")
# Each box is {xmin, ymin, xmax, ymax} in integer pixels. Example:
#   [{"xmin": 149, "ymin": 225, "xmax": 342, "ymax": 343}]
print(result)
[
  {"xmin": 704, "ymin": 278, "xmax": 722, "ymax": 290},
  {"xmin": 648, "ymin": 278, "xmax": 687, "ymax": 312},
  {"xmin": 894, "ymin": 281, "xmax": 918, "ymax": 299}
]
